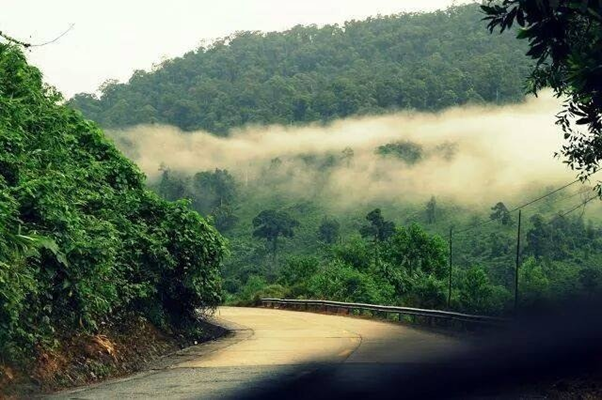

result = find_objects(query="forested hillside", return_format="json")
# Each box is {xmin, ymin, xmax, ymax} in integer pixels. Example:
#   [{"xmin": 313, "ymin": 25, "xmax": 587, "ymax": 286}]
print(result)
[
  {"xmin": 70, "ymin": 4, "xmax": 531, "ymax": 134},
  {"xmin": 65, "ymin": 4, "xmax": 602, "ymax": 317},
  {"xmin": 0, "ymin": 43, "xmax": 225, "ymax": 376}
]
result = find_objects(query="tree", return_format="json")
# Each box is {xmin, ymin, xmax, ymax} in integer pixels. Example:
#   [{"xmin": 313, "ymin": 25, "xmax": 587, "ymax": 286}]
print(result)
[
  {"xmin": 483, "ymin": 0, "xmax": 602, "ymax": 193},
  {"xmin": 519, "ymin": 257, "xmax": 550, "ymax": 307},
  {"xmin": 252, "ymin": 210, "xmax": 300, "ymax": 269},
  {"xmin": 425, "ymin": 196, "xmax": 437, "ymax": 224},
  {"xmin": 156, "ymin": 166, "xmax": 189, "ymax": 201},
  {"xmin": 359, "ymin": 209, "xmax": 395, "ymax": 267},
  {"xmin": 341, "ymin": 147, "xmax": 355, "ymax": 168},
  {"xmin": 192, "ymin": 169, "xmax": 237, "ymax": 214},
  {"xmin": 318, "ymin": 217, "xmax": 341, "ymax": 244},
  {"xmin": 459, "ymin": 266, "xmax": 495, "ymax": 313},
  {"xmin": 490, "ymin": 202, "xmax": 513, "ymax": 226},
  {"xmin": 384, "ymin": 224, "xmax": 447, "ymax": 278},
  {"xmin": 376, "ymin": 141, "xmax": 424, "ymax": 165},
  {"xmin": 0, "ymin": 42, "xmax": 225, "ymax": 366}
]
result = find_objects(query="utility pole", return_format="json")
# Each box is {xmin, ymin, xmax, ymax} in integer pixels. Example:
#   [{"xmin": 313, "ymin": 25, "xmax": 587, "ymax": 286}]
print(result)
[
  {"xmin": 514, "ymin": 210, "xmax": 522, "ymax": 315},
  {"xmin": 448, "ymin": 226, "xmax": 453, "ymax": 308}
]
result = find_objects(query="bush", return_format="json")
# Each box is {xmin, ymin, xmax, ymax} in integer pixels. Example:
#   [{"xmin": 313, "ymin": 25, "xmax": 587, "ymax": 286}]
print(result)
[
  {"xmin": 307, "ymin": 260, "xmax": 395, "ymax": 304},
  {"xmin": 456, "ymin": 266, "xmax": 511, "ymax": 314},
  {"xmin": 235, "ymin": 276, "xmax": 289, "ymax": 305},
  {"xmin": 0, "ymin": 44, "xmax": 226, "ymax": 364}
]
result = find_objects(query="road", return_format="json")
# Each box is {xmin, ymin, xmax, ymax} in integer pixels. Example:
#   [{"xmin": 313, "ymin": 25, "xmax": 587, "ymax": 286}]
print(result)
[{"xmin": 51, "ymin": 307, "xmax": 466, "ymax": 399}]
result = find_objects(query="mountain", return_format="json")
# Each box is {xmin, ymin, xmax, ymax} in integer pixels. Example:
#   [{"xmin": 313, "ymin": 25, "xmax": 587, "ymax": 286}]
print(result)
[{"xmin": 69, "ymin": 4, "xmax": 531, "ymax": 135}]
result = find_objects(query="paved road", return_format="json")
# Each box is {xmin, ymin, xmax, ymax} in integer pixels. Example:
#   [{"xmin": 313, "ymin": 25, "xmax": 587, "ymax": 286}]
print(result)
[{"xmin": 51, "ymin": 307, "xmax": 466, "ymax": 399}]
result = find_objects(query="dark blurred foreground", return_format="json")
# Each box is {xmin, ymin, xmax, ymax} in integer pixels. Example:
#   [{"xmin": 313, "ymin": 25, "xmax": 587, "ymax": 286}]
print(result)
[{"xmin": 240, "ymin": 299, "xmax": 602, "ymax": 399}]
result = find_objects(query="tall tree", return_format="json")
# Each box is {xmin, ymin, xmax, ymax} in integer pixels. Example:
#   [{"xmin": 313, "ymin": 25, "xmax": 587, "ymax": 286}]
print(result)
[
  {"xmin": 192, "ymin": 169, "xmax": 237, "ymax": 213},
  {"xmin": 483, "ymin": 0, "xmax": 602, "ymax": 193},
  {"xmin": 425, "ymin": 196, "xmax": 437, "ymax": 224},
  {"xmin": 341, "ymin": 147, "xmax": 355, "ymax": 168},
  {"xmin": 359, "ymin": 208, "xmax": 395, "ymax": 267},
  {"xmin": 490, "ymin": 202, "xmax": 513, "ymax": 226},
  {"xmin": 384, "ymin": 224, "xmax": 447, "ymax": 277},
  {"xmin": 318, "ymin": 217, "xmax": 341, "ymax": 245},
  {"xmin": 252, "ymin": 210, "xmax": 300, "ymax": 270}
]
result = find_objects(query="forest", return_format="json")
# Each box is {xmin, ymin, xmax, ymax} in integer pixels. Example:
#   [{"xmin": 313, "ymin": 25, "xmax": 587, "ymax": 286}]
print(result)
[
  {"xmin": 2, "ymin": 3, "xmax": 602, "ymax": 391},
  {"xmin": 66, "ymin": 3, "xmax": 602, "ymax": 317},
  {"xmin": 69, "ymin": 5, "xmax": 532, "ymax": 135}
]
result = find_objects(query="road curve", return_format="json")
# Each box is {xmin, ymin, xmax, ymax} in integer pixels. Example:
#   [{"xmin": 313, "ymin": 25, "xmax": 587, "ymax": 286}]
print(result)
[{"xmin": 51, "ymin": 306, "xmax": 466, "ymax": 399}]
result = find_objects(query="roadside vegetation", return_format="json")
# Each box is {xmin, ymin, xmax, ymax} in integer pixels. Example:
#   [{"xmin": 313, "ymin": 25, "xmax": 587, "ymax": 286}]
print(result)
[{"xmin": 0, "ymin": 43, "xmax": 226, "ymax": 392}]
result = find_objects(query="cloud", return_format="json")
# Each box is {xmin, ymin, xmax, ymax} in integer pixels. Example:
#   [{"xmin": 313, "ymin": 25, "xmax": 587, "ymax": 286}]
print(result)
[{"xmin": 107, "ymin": 92, "xmax": 579, "ymax": 208}]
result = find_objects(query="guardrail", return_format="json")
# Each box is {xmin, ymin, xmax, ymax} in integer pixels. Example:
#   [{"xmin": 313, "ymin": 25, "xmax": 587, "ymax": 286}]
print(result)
[{"xmin": 260, "ymin": 298, "xmax": 507, "ymax": 327}]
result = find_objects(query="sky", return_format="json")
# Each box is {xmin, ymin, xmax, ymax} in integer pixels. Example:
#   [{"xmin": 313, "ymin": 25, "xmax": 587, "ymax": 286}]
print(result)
[{"xmin": 1, "ymin": 0, "xmax": 469, "ymax": 98}]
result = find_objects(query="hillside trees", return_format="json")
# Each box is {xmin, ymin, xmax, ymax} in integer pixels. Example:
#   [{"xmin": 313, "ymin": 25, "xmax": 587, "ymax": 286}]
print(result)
[
  {"xmin": 483, "ymin": 0, "xmax": 602, "ymax": 192},
  {"xmin": 70, "ymin": 4, "xmax": 532, "ymax": 135},
  {"xmin": 490, "ymin": 202, "xmax": 513, "ymax": 226},
  {"xmin": 0, "ymin": 43, "xmax": 225, "ymax": 364},
  {"xmin": 252, "ymin": 210, "xmax": 300, "ymax": 270},
  {"xmin": 317, "ymin": 217, "xmax": 341, "ymax": 244},
  {"xmin": 425, "ymin": 196, "xmax": 437, "ymax": 224},
  {"xmin": 360, "ymin": 209, "xmax": 395, "ymax": 267}
]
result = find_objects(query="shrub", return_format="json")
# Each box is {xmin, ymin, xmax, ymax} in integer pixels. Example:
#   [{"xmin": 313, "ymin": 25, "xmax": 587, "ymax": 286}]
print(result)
[{"xmin": 0, "ymin": 43, "xmax": 226, "ymax": 364}]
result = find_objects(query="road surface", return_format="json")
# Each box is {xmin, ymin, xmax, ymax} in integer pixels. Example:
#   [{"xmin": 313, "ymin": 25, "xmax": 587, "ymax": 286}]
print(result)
[{"xmin": 51, "ymin": 306, "xmax": 466, "ymax": 399}]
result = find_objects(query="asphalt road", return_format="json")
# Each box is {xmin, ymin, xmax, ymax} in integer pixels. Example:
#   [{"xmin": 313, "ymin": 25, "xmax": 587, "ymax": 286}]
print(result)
[{"xmin": 51, "ymin": 307, "xmax": 466, "ymax": 399}]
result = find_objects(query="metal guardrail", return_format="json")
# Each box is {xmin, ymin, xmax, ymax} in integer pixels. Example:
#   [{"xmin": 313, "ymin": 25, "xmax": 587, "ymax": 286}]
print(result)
[{"xmin": 260, "ymin": 298, "xmax": 507, "ymax": 327}]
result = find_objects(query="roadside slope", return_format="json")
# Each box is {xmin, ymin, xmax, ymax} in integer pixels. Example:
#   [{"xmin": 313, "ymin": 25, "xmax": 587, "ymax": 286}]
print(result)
[{"xmin": 51, "ymin": 307, "xmax": 464, "ymax": 399}]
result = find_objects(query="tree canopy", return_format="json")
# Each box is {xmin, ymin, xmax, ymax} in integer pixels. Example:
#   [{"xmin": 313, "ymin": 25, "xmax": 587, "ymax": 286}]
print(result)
[
  {"xmin": 483, "ymin": 0, "xmax": 602, "ymax": 191},
  {"xmin": 0, "ymin": 43, "xmax": 225, "ymax": 364},
  {"xmin": 70, "ymin": 4, "xmax": 531, "ymax": 135}
]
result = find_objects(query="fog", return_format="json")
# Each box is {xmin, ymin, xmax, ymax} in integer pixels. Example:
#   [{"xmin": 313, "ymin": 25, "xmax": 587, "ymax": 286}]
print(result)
[{"xmin": 108, "ymin": 92, "xmax": 579, "ymax": 208}]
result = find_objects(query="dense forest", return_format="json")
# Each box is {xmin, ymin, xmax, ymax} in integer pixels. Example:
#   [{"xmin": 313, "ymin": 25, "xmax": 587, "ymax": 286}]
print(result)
[
  {"xmin": 0, "ymin": 43, "xmax": 225, "ymax": 369},
  {"xmin": 65, "ymin": 4, "xmax": 602, "ymax": 317},
  {"xmin": 70, "ymin": 5, "xmax": 532, "ymax": 134},
  {"xmin": 153, "ymin": 161, "xmax": 602, "ymax": 315}
]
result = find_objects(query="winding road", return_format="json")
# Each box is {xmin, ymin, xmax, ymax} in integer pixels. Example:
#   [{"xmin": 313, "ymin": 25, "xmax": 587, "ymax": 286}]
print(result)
[{"xmin": 52, "ymin": 307, "xmax": 467, "ymax": 399}]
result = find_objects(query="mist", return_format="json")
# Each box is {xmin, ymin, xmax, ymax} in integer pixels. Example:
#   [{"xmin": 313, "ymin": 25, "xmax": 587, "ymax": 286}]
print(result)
[{"xmin": 107, "ymin": 92, "xmax": 579, "ymax": 208}]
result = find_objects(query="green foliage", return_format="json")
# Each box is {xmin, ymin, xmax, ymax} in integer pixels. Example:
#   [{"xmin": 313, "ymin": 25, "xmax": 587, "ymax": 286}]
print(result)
[
  {"xmin": 279, "ymin": 256, "xmax": 320, "ymax": 287},
  {"xmin": 70, "ymin": 4, "xmax": 531, "ymax": 135},
  {"xmin": 307, "ymin": 260, "xmax": 395, "ymax": 305},
  {"xmin": 483, "ymin": 0, "xmax": 602, "ymax": 191},
  {"xmin": 384, "ymin": 224, "xmax": 447, "ymax": 278},
  {"xmin": 252, "ymin": 209, "xmax": 300, "ymax": 256},
  {"xmin": 235, "ymin": 276, "xmax": 289, "ymax": 306},
  {"xmin": 519, "ymin": 257, "xmax": 550, "ymax": 307},
  {"xmin": 0, "ymin": 44, "xmax": 225, "ymax": 364},
  {"xmin": 360, "ymin": 209, "xmax": 396, "ymax": 243},
  {"xmin": 490, "ymin": 202, "xmax": 513, "ymax": 226},
  {"xmin": 317, "ymin": 217, "xmax": 340, "ymax": 245},
  {"xmin": 425, "ymin": 196, "xmax": 437, "ymax": 224},
  {"xmin": 376, "ymin": 141, "xmax": 424, "ymax": 165},
  {"xmin": 154, "ymin": 167, "xmax": 239, "ymax": 232},
  {"xmin": 330, "ymin": 236, "xmax": 372, "ymax": 271},
  {"xmin": 191, "ymin": 169, "xmax": 238, "ymax": 214},
  {"xmin": 579, "ymin": 267, "xmax": 601, "ymax": 297},
  {"xmin": 457, "ymin": 266, "xmax": 510, "ymax": 314}
]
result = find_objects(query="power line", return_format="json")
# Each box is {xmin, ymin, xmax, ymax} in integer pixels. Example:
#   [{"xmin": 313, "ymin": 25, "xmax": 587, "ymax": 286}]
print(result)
[
  {"xmin": 0, "ymin": 24, "xmax": 75, "ymax": 48},
  {"xmin": 507, "ymin": 179, "xmax": 581, "ymax": 213},
  {"xmin": 559, "ymin": 195, "xmax": 599, "ymax": 218},
  {"xmin": 455, "ymin": 173, "xmax": 599, "ymax": 236}
]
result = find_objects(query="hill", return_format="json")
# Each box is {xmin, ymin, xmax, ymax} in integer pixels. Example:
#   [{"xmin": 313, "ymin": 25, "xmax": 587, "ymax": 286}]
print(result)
[
  {"xmin": 69, "ymin": 4, "xmax": 532, "ymax": 134},
  {"xmin": 0, "ymin": 42, "xmax": 225, "ymax": 384}
]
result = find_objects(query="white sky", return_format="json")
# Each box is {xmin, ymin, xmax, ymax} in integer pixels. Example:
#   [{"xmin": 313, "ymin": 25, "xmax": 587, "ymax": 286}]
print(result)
[{"xmin": 2, "ymin": 0, "xmax": 468, "ymax": 97}]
